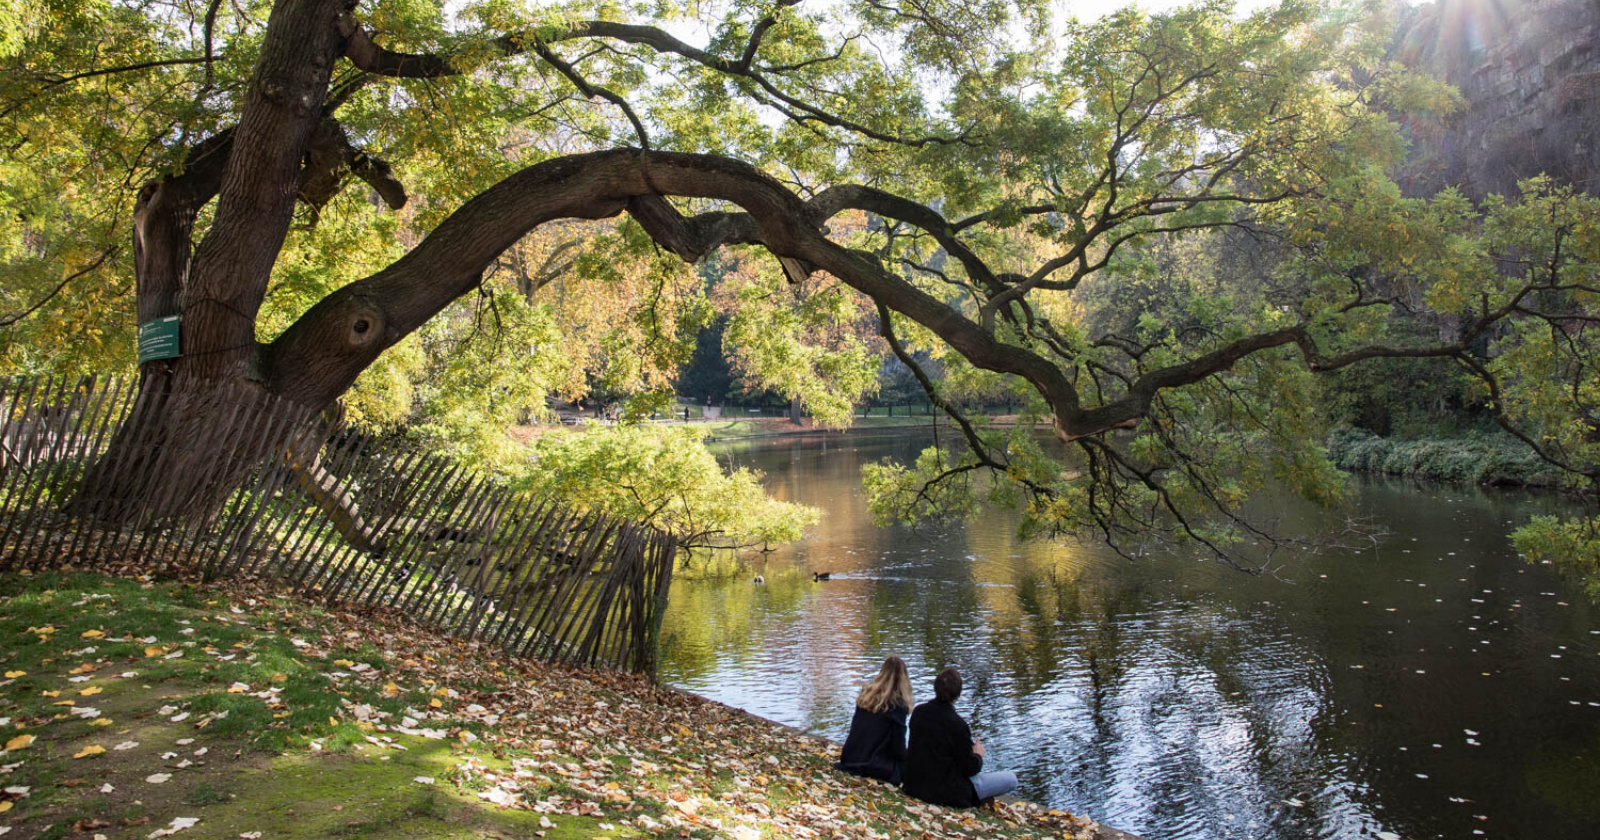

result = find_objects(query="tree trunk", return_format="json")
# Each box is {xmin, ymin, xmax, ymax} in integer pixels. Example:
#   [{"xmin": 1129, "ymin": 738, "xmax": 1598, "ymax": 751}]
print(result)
[
  {"xmin": 70, "ymin": 0, "xmax": 351, "ymax": 525},
  {"xmin": 69, "ymin": 373, "xmax": 311, "ymax": 527}
]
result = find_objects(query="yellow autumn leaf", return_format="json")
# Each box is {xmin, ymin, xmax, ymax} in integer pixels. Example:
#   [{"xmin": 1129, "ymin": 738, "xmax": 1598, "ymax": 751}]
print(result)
[
  {"xmin": 144, "ymin": 646, "xmax": 163, "ymax": 658},
  {"xmin": 79, "ymin": 686, "xmax": 102, "ymax": 697},
  {"xmin": 5, "ymin": 733, "xmax": 35, "ymax": 750},
  {"xmin": 40, "ymin": 691, "xmax": 59, "ymax": 697},
  {"xmin": 271, "ymin": 673, "xmax": 287, "ymax": 683},
  {"xmin": 80, "ymin": 629, "xmax": 104, "ymax": 639},
  {"xmin": 0, "ymin": 800, "xmax": 11, "ymax": 813},
  {"xmin": 429, "ymin": 698, "xmax": 442, "ymax": 709},
  {"xmin": 26, "ymin": 625, "xmax": 55, "ymax": 635},
  {"xmin": 73, "ymin": 744, "xmax": 105, "ymax": 759},
  {"xmin": 90, "ymin": 718, "xmax": 112, "ymax": 727},
  {"xmin": 382, "ymin": 682, "xmax": 399, "ymax": 697},
  {"xmin": 3, "ymin": 670, "xmax": 23, "ymax": 678},
  {"xmin": 52, "ymin": 700, "xmax": 75, "ymax": 706},
  {"xmin": 333, "ymin": 659, "xmax": 356, "ymax": 667}
]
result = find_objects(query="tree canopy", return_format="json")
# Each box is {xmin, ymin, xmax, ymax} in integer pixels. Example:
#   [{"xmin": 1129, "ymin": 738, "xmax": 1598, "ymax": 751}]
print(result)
[{"xmin": 2, "ymin": 0, "xmax": 1597, "ymax": 572}]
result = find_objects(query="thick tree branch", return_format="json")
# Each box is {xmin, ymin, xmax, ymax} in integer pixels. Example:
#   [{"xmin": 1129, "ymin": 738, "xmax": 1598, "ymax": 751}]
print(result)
[
  {"xmin": 132, "ymin": 128, "xmax": 235, "ymax": 328},
  {"xmin": 263, "ymin": 150, "xmax": 1539, "ymax": 451}
]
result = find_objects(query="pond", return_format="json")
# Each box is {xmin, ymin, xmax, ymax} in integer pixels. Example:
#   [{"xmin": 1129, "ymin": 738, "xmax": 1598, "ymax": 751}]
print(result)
[{"xmin": 656, "ymin": 430, "xmax": 1600, "ymax": 840}]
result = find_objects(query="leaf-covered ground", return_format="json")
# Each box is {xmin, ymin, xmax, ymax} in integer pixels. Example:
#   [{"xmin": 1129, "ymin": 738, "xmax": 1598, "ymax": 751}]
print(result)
[{"xmin": 0, "ymin": 571, "xmax": 1112, "ymax": 840}]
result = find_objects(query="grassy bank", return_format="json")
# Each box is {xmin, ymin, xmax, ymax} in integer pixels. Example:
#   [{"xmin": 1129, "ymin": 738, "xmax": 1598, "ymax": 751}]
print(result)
[
  {"xmin": 0, "ymin": 570, "xmax": 1106, "ymax": 840},
  {"xmin": 1326, "ymin": 427, "xmax": 1566, "ymax": 488}
]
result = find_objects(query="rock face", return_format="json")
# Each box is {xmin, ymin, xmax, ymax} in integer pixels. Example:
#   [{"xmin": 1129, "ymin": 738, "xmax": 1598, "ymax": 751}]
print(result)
[{"xmin": 1393, "ymin": 0, "xmax": 1600, "ymax": 198}]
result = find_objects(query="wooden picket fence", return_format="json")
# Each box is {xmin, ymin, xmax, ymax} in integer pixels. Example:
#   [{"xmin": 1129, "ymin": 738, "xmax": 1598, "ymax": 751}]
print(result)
[{"xmin": 0, "ymin": 375, "xmax": 677, "ymax": 673}]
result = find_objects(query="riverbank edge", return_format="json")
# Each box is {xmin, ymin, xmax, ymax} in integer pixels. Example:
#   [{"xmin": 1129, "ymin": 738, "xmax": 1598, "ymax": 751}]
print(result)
[
  {"xmin": 708, "ymin": 422, "xmax": 1574, "ymax": 496},
  {"xmin": 0, "ymin": 567, "xmax": 1122, "ymax": 840},
  {"xmin": 1324, "ymin": 427, "xmax": 1569, "ymax": 489},
  {"xmin": 714, "ymin": 702, "xmax": 1149, "ymax": 840}
]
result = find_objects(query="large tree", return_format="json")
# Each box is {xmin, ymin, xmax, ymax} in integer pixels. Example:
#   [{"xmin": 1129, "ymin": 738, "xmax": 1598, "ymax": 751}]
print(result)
[{"xmin": 3, "ymin": 0, "xmax": 1597, "ymax": 568}]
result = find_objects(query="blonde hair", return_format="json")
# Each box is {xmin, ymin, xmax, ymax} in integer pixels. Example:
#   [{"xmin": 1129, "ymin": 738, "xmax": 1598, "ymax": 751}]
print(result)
[{"xmin": 856, "ymin": 656, "xmax": 913, "ymax": 715}]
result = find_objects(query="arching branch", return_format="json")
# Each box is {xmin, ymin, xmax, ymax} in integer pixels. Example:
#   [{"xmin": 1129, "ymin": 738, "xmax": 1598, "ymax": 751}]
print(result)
[{"xmin": 262, "ymin": 149, "xmax": 1531, "ymax": 453}]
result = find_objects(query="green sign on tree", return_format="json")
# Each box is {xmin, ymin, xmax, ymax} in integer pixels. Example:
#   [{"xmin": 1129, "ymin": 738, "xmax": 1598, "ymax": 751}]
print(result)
[{"xmin": 137, "ymin": 315, "xmax": 180, "ymax": 365}]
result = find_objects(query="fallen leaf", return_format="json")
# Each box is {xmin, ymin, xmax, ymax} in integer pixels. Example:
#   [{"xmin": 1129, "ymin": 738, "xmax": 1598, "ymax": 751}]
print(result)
[
  {"xmin": 4, "ymin": 734, "xmax": 34, "ymax": 751},
  {"xmin": 145, "ymin": 773, "xmax": 172, "ymax": 784},
  {"xmin": 144, "ymin": 646, "xmax": 163, "ymax": 658},
  {"xmin": 2, "ymin": 671, "xmax": 23, "ymax": 679},
  {"xmin": 81, "ymin": 629, "xmax": 105, "ymax": 639},
  {"xmin": 148, "ymin": 816, "xmax": 199, "ymax": 837},
  {"xmin": 73, "ymin": 745, "xmax": 106, "ymax": 759}
]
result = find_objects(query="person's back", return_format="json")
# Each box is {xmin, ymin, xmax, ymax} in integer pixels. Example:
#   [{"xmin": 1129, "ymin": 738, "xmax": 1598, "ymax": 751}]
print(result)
[
  {"xmin": 903, "ymin": 695, "xmax": 982, "ymax": 806},
  {"xmin": 836, "ymin": 656, "xmax": 912, "ymax": 785},
  {"xmin": 903, "ymin": 668, "xmax": 1016, "ymax": 808}
]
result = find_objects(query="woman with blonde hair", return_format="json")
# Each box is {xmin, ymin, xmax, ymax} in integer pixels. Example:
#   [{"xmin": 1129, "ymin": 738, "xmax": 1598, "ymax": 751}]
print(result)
[{"xmin": 835, "ymin": 656, "xmax": 914, "ymax": 784}]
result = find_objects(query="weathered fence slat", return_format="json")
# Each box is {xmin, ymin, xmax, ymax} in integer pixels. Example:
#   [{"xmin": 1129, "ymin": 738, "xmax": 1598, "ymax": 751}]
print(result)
[{"xmin": 0, "ymin": 376, "xmax": 676, "ymax": 673}]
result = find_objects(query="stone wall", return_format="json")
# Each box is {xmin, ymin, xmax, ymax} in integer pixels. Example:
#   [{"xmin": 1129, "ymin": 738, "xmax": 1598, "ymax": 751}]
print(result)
[{"xmin": 1393, "ymin": 0, "xmax": 1600, "ymax": 198}]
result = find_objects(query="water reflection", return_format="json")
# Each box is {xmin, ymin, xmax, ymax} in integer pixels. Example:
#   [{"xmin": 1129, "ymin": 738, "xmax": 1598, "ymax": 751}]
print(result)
[{"xmin": 659, "ymin": 431, "xmax": 1600, "ymax": 840}]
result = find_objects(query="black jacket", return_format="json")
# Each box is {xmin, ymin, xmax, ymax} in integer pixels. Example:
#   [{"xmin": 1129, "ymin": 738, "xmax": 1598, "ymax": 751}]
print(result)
[
  {"xmin": 902, "ymin": 698, "xmax": 983, "ymax": 807},
  {"xmin": 836, "ymin": 702, "xmax": 908, "ymax": 784}
]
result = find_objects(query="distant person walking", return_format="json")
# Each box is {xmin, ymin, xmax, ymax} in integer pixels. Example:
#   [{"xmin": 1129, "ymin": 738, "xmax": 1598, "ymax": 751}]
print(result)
[
  {"xmin": 836, "ymin": 656, "xmax": 913, "ymax": 785},
  {"xmin": 903, "ymin": 667, "xmax": 1017, "ymax": 808}
]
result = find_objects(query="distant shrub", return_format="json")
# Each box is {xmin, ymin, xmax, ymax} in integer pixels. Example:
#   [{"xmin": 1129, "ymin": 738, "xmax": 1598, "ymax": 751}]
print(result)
[{"xmin": 1326, "ymin": 427, "xmax": 1564, "ymax": 487}]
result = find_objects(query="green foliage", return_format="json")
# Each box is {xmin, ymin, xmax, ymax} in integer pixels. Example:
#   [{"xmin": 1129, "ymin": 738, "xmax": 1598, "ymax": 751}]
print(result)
[
  {"xmin": 517, "ymin": 424, "xmax": 819, "ymax": 552},
  {"xmin": 1515, "ymin": 516, "xmax": 1600, "ymax": 600},
  {"xmin": 1325, "ymin": 427, "xmax": 1567, "ymax": 487},
  {"xmin": 721, "ymin": 254, "xmax": 881, "ymax": 426}
]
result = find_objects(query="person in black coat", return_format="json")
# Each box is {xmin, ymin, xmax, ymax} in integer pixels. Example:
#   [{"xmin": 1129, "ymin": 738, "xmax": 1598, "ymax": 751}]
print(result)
[
  {"xmin": 903, "ymin": 668, "xmax": 1017, "ymax": 808},
  {"xmin": 836, "ymin": 656, "xmax": 912, "ymax": 784}
]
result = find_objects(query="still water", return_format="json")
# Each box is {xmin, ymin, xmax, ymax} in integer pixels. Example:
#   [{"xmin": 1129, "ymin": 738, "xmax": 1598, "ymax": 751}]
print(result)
[{"xmin": 656, "ymin": 431, "xmax": 1600, "ymax": 840}]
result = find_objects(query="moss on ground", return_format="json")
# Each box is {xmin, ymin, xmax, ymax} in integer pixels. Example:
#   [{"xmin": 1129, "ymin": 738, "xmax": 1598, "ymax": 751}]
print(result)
[{"xmin": 1, "ymin": 570, "xmax": 1102, "ymax": 840}]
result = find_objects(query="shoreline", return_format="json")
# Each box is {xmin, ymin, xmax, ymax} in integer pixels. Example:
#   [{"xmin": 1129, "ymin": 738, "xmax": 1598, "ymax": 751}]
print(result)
[
  {"xmin": 701, "ymin": 422, "xmax": 1580, "ymax": 498},
  {"xmin": 705, "ymin": 701, "xmax": 1149, "ymax": 840}
]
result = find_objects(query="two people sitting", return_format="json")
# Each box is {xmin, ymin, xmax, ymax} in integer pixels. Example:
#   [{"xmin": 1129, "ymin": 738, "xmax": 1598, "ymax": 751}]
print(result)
[{"xmin": 835, "ymin": 657, "xmax": 1018, "ymax": 808}]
